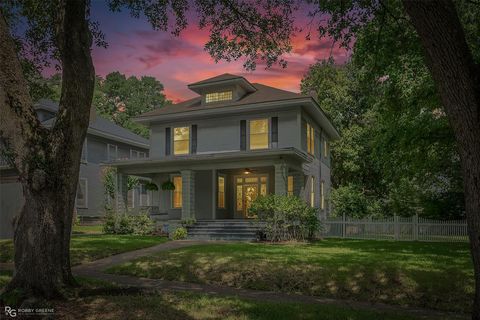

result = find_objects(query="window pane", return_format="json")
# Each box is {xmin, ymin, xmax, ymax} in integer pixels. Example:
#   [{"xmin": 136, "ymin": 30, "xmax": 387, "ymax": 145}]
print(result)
[
  {"xmin": 260, "ymin": 183, "xmax": 267, "ymax": 196},
  {"xmin": 250, "ymin": 134, "xmax": 268, "ymax": 149},
  {"xmin": 218, "ymin": 176, "xmax": 225, "ymax": 208},
  {"xmin": 310, "ymin": 177, "xmax": 315, "ymax": 207},
  {"xmin": 287, "ymin": 176, "xmax": 293, "ymax": 196},
  {"xmin": 250, "ymin": 119, "xmax": 268, "ymax": 134},
  {"xmin": 174, "ymin": 127, "xmax": 190, "ymax": 155},
  {"xmin": 321, "ymin": 181, "xmax": 325, "ymax": 210},
  {"xmin": 206, "ymin": 91, "xmax": 233, "ymax": 103},
  {"xmin": 236, "ymin": 185, "xmax": 243, "ymax": 210},
  {"xmin": 173, "ymin": 176, "xmax": 182, "ymax": 208},
  {"xmin": 76, "ymin": 179, "xmax": 87, "ymax": 208},
  {"xmin": 244, "ymin": 177, "xmax": 258, "ymax": 183}
]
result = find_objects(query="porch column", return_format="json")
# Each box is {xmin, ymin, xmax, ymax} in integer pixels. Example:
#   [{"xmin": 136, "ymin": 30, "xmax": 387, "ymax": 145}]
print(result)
[
  {"xmin": 115, "ymin": 171, "xmax": 128, "ymax": 215},
  {"xmin": 181, "ymin": 169, "xmax": 195, "ymax": 219},
  {"xmin": 274, "ymin": 163, "xmax": 289, "ymax": 196}
]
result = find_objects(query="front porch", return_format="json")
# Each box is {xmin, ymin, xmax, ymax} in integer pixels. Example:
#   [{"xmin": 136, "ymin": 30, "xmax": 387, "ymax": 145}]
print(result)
[{"xmin": 111, "ymin": 149, "xmax": 311, "ymax": 221}]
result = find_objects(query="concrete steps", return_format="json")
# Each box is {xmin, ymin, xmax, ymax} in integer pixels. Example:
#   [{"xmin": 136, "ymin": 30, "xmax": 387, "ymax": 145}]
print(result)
[{"xmin": 186, "ymin": 220, "xmax": 261, "ymax": 241}]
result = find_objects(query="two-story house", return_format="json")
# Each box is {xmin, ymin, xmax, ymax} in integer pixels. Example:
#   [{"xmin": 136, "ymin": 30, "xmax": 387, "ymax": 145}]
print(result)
[
  {"xmin": 0, "ymin": 99, "xmax": 150, "ymax": 238},
  {"xmin": 110, "ymin": 74, "xmax": 339, "ymax": 226}
]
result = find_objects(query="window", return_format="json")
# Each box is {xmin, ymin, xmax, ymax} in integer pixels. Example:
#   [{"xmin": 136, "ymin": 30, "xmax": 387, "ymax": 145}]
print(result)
[
  {"xmin": 172, "ymin": 176, "xmax": 182, "ymax": 208},
  {"xmin": 306, "ymin": 123, "xmax": 315, "ymax": 155},
  {"xmin": 249, "ymin": 119, "xmax": 269, "ymax": 150},
  {"xmin": 107, "ymin": 144, "xmax": 118, "ymax": 161},
  {"xmin": 139, "ymin": 183, "xmax": 150, "ymax": 206},
  {"xmin": 218, "ymin": 175, "xmax": 225, "ymax": 208},
  {"xmin": 173, "ymin": 127, "xmax": 190, "ymax": 155},
  {"xmin": 81, "ymin": 138, "xmax": 87, "ymax": 163},
  {"xmin": 310, "ymin": 176, "xmax": 315, "ymax": 207},
  {"xmin": 76, "ymin": 178, "xmax": 88, "ymax": 208},
  {"xmin": 323, "ymin": 139, "xmax": 329, "ymax": 158},
  {"xmin": 130, "ymin": 150, "xmax": 147, "ymax": 159},
  {"xmin": 206, "ymin": 91, "xmax": 233, "ymax": 103},
  {"xmin": 287, "ymin": 175, "xmax": 294, "ymax": 196},
  {"xmin": 127, "ymin": 189, "xmax": 134, "ymax": 209},
  {"xmin": 320, "ymin": 181, "xmax": 325, "ymax": 210}
]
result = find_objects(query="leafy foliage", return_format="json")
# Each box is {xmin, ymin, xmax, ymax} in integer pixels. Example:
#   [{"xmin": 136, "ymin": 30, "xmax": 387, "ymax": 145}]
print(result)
[
  {"xmin": 172, "ymin": 227, "xmax": 188, "ymax": 240},
  {"xmin": 249, "ymin": 195, "xmax": 320, "ymax": 242},
  {"xmin": 103, "ymin": 212, "xmax": 155, "ymax": 235}
]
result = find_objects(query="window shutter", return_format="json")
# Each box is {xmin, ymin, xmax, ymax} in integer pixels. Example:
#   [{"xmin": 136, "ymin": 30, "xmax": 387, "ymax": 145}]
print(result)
[
  {"xmin": 271, "ymin": 117, "xmax": 278, "ymax": 148},
  {"xmin": 165, "ymin": 127, "xmax": 171, "ymax": 156},
  {"xmin": 240, "ymin": 120, "xmax": 246, "ymax": 151},
  {"xmin": 191, "ymin": 125, "xmax": 197, "ymax": 154},
  {"xmin": 301, "ymin": 119, "xmax": 307, "ymax": 151}
]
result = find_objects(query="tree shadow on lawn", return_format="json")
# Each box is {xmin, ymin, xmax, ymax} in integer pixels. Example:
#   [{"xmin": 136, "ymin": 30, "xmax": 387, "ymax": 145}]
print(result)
[{"xmin": 107, "ymin": 240, "xmax": 473, "ymax": 313}]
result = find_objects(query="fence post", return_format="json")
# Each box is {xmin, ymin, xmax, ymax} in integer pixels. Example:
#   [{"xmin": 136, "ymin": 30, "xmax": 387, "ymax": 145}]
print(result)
[
  {"xmin": 342, "ymin": 212, "xmax": 346, "ymax": 238},
  {"xmin": 394, "ymin": 213, "xmax": 399, "ymax": 240},
  {"xmin": 413, "ymin": 214, "xmax": 419, "ymax": 241}
]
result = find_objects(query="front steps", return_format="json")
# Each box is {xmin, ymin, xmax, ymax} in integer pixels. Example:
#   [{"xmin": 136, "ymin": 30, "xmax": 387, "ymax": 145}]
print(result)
[{"xmin": 186, "ymin": 220, "xmax": 261, "ymax": 241}]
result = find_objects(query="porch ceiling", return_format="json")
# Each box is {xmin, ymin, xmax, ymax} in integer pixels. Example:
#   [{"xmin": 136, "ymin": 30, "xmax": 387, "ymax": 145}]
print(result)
[{"xmin": 106, "ymin": 147, "xmax": 308, "ymax": 175}]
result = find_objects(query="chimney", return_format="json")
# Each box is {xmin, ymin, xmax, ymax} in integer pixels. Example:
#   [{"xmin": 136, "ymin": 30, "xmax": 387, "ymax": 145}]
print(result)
[{"xmin": 89, "ymin": 105, "xmax": 97, "ymax": 123}]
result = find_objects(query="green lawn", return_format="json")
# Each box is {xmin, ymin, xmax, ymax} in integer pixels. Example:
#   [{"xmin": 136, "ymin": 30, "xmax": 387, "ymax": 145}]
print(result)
[
  {"xmin": 0, "ymin": 234, "xmax": 167, "ymax": 265},
  {"xmin": 107, "ymin": 239, "xmax": 473, "ymax": 313},
  {"xmin": 0, "ymin": 270, "xmax": 446, "ymax": 320},
  {"xmin": 72, "ymin": 224, "xmax": 104, "ymax": 235}
]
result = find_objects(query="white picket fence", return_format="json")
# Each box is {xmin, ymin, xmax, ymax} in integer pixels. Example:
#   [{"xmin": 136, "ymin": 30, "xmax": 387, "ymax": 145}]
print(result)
[{"xmin": 321, "ymin": 214, "xmax": 468, "ymax": 242}]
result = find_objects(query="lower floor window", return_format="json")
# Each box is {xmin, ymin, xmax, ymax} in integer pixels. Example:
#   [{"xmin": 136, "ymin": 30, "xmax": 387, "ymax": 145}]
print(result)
[
  {"xmin": 172, "ymin": 176, "xmax": 182, "ymax": 208},
  {"xmin": 218, "ymin": 175, "xmax": 226, "ymax": 208},
  {"xmin": 287, "ymin": 175, "xmax": 294, "ymax": 196},
  {"xmin": 76, "ymin": 178, "xmax": 88, "ymax": 208},
  {"xmin": 310, "ymin": 176, "xmax": 315, "ymax": 207},
  {"xmin": 320, "ymin": 181, "xmax": 325, "ymax": 210}
]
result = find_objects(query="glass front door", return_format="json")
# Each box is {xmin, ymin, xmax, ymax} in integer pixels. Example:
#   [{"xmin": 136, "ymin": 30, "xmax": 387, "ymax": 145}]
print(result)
[{"xmin": 235, "ymin": 175, "xmax": 268, "ymax": 218}]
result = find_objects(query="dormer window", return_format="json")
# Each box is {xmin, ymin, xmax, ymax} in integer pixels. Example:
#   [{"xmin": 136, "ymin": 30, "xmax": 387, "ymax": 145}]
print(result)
[{"xmin": 206, "ymin": 91, "xmax": 233, "ymax": 103}]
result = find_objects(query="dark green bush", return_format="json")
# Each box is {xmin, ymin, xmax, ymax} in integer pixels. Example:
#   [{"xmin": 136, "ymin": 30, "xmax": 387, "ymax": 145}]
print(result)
[
  {"xmin": 249, "ymin": 195, "xmax": 320, "ymax": 242},
  {"xmin": 172, "ymin": 227, "xmax": 188, "ymax": 240}
]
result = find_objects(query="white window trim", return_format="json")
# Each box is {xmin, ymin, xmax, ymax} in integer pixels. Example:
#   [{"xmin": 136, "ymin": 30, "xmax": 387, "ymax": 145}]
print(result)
[
  {"xmin": 248, "ymin": 118, "xmax": 270, "ymax": 151},
  {"xmin": 170, "ymin": 174, "xmax": 182, "ymax": 209},
  {"xmin": 81, "ymin": 137, "xmax": 88, "ymax": 164},
  {"xmin": 107, "ymin": 144, "xmax": 118, "ymax": 161},
  {"xmin": 76, "ymin": 178, "xmax": 88, "ymax": 209}
]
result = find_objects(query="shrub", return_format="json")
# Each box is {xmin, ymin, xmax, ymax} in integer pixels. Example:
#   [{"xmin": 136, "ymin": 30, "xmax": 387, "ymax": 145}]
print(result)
[
  {"xmin": 330, "ymin": 184, "xmax": 382, "ymax": 218},
  {"xmin": 181, "ymin": 218, "xmax": 196, "ymax": 227},
  {"xmin": 172, "ymin": 227, "xmax": 188, "ymax": 240},
  {"xmin": 103, "ymin": 212, "xmax": 155, "ymax": 235},
  {"xmin": 249, "ymin": 195, "xmax": 320, "ymax": 242}
]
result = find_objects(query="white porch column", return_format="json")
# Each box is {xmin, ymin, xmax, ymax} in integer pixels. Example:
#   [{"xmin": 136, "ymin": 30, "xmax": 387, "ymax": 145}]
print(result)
[
  {"xmin": 274, "ymin": 163, "xmax": 289, "ymax": 196},
  {"xmin": 181, "ymin": 169, "xmax": 195, "ymax": 219},
  {"xmin": 115, "ymin": 171, "xmax": 128, "ymax": 215}
]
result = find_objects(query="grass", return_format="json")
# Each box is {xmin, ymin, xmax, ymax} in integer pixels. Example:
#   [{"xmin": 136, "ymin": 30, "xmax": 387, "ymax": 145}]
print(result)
[
  {"xmin": 107, "ymin": 239, "xmax": 473, "ymax": 313},
  {"xmin": 0, "ymin": 234, "xmax": 167, "ymax": 266},
  {"xmin": 0, "ymin": 271, "xmax": 447, "ymax": 320},
  {"xmin": 72, "ymin": 224, "xmax": 104, "ymax": 235}
]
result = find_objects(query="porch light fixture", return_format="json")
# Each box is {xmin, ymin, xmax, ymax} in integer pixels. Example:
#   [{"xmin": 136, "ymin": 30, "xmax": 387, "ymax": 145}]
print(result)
[{"xmin": 244, "ymin": 168, "xmax": 252, "ymax": 175}]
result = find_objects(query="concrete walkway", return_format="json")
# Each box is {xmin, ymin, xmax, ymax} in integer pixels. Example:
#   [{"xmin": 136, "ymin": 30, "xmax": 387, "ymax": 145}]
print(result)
[{"xmin": 71, "ymin": 240, "xmax": 468, "ymax": 320}]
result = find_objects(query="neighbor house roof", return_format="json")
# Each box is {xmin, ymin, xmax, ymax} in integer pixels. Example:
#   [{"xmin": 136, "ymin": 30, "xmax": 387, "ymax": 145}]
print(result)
[
  {"xmin": 40, "ymin": 100, "xmax": 149, "ymax": 148},
  {"xmin": 34, "ymin": 99, "xmax": 60, "ymax": 113}
]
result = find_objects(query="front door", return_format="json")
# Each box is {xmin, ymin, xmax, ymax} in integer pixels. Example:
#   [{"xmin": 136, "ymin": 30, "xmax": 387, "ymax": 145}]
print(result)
[{"xmin": 235, "ymin": 175, "xmax": 268, "ymax": 218}]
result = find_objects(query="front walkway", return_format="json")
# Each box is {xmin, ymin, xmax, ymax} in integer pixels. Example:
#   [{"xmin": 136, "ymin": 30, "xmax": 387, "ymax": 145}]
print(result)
[{"xmin": 72, "ymin": 240, "xmax": 467, "ymax": 320}]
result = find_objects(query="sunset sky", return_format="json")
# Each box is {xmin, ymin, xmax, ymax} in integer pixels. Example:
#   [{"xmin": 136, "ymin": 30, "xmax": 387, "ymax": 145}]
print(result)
[{"xmin": 89, "ymin": 2, "xmax": 350, "ymax": 102}]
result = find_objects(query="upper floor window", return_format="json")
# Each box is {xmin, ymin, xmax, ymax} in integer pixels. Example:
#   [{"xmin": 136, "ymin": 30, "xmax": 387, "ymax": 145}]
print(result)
[
  {"xmin": 249, "ymin": 119, "xmax": 269, "ymax": 150},
  {"xmin": 306, "ymin": 123, "xmax": 315, "ymax": 155},
  {"xmin": 130, "ymin": 150, "xmax": 146, "ymax": 159},
  {"xmin": 206, "ymin": 91, "xmax": 233, "ymax": 103},
  {"xmin": 323, "ymin": 139, "xmax": 329, "ymax": 158},
  {"xmin": 107, "ymin": 144, "xmax": 118, "ymax": 161},
  {"xmin": 174, "ymin": 127, "xmax": 190, "ymax": 155}
]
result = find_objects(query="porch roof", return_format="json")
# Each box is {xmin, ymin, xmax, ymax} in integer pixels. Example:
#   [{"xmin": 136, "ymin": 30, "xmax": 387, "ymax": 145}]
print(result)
[{"xmin": 105, "ymin": 147, "xmax": 309, "ymax": 175}]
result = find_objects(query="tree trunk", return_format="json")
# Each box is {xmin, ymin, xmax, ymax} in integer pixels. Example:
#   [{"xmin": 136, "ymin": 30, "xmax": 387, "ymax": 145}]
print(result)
[
  {"xmin": 402, "ymin": 1, "xmax": 480, "ymax": 319},
  {"xmin": 0, "ymin": 0, "xmax": 94, "ymax": 299}
]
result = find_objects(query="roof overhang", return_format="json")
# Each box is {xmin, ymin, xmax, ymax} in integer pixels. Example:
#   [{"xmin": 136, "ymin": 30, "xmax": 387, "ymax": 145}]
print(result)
[
  {"xmin": 105, "ymin": 148, "xmax": 309, "ymax": 175},
  {"xmin": 135, "ymin": 97, "xmax": 340, "ymax": 140}
]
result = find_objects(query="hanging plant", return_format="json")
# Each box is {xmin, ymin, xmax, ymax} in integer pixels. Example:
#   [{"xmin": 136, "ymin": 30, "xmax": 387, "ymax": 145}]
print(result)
[
  {"xmin": 161, "ymin": 180, "xmax": 175, "ymax": 191},
  {"xmin": 145, "ymin": 182, "xmax": 159, "ymax": 191}
]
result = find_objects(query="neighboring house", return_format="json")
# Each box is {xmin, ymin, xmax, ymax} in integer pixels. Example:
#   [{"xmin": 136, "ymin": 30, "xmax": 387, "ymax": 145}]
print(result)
[
  {"xmin": 110, "ymin": 74, "xmax": 339, "ymax": 223},
  {"xmin": 0, "ymin": 99, "xmax": 149, "ymax": 238}
]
